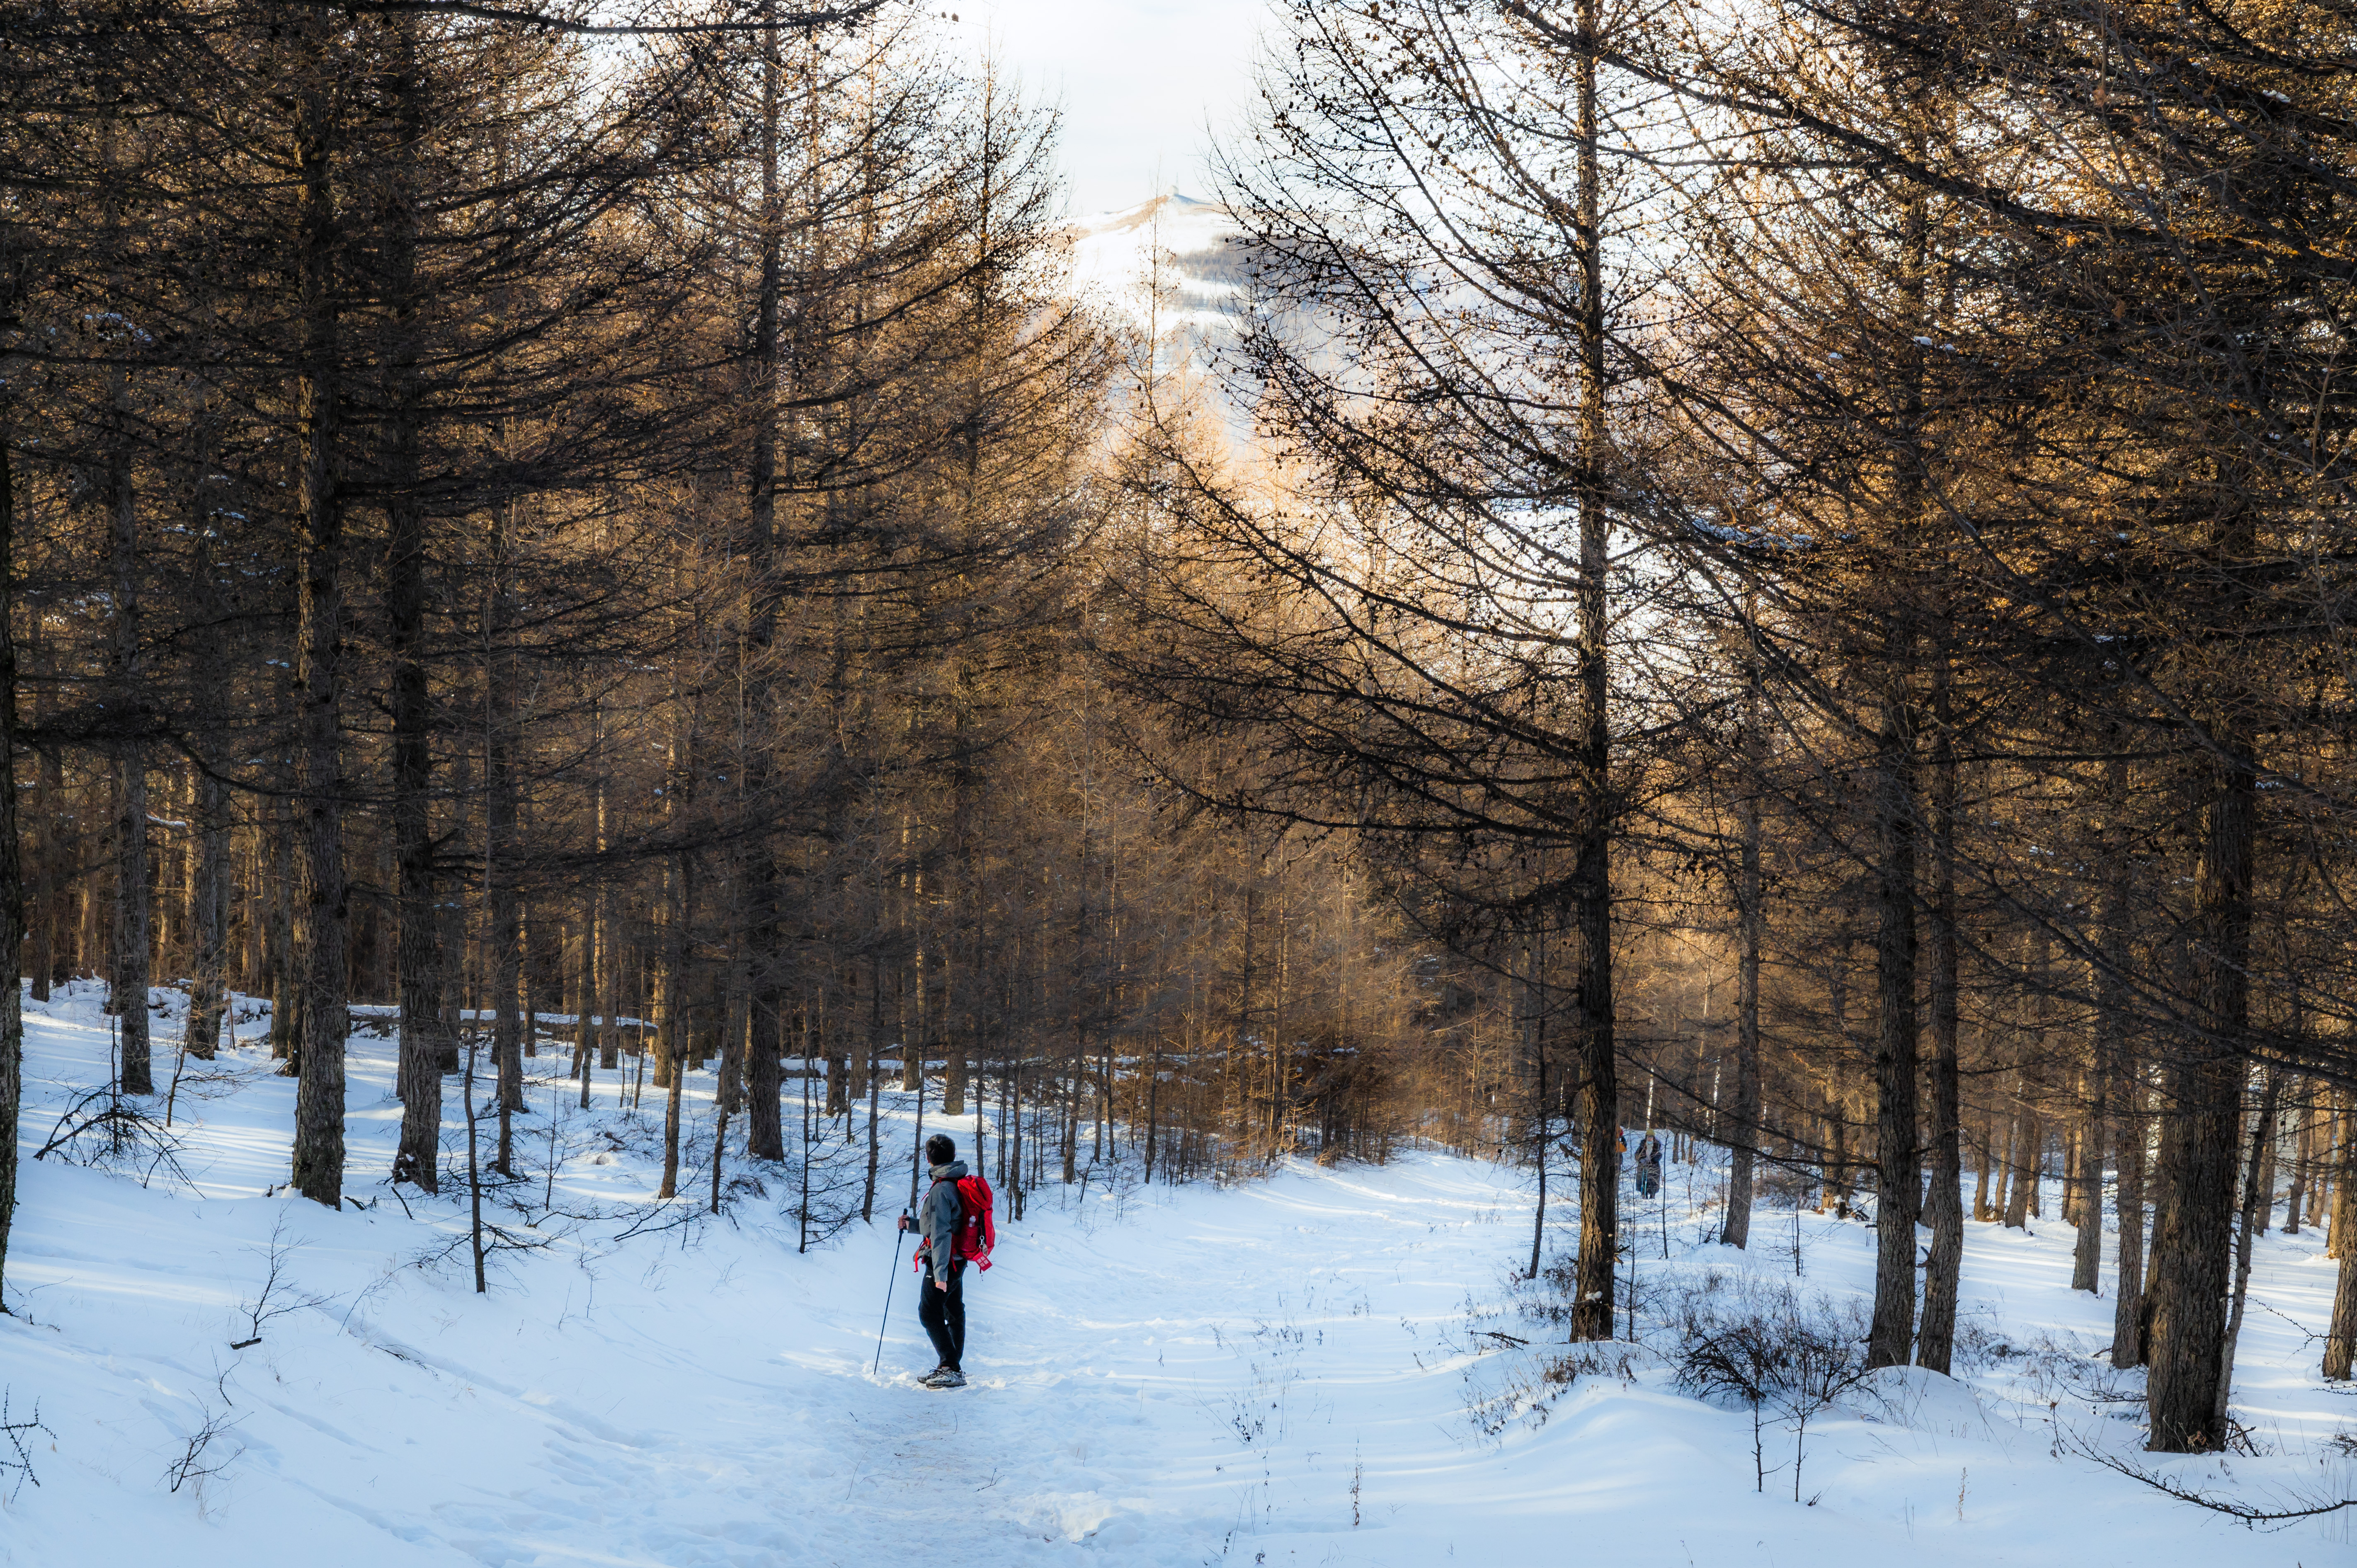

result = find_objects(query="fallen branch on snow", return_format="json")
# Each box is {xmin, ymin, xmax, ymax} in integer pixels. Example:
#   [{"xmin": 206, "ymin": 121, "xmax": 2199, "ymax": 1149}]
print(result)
[{"xmin": 2056, "ymin": 1420, "xmax": 2357, "ymax": 1529}]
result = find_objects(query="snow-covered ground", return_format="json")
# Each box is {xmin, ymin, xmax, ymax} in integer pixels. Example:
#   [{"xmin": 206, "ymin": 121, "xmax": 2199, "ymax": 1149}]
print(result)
[{"xmin": 2, "ymin": 981, "xmax": 2350, "ymax": 1566}]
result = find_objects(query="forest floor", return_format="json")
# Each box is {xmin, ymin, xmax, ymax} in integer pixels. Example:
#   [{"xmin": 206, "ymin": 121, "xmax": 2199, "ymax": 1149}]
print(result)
[{"xmin": 0, "ymin": 981, "xmax": 2351, "ymax": 1567}]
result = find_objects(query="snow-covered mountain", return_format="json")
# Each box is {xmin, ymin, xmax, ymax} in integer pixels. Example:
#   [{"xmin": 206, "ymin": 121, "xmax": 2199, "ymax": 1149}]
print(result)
[{"xmin": 1067, "ymin": 189, "xmax": 1248, "ymax": 368}]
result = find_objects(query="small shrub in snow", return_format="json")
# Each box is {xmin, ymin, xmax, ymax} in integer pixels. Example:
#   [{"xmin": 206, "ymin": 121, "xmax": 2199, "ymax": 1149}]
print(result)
[
  {"xmin": 1947, "ymin": 1311, "xmax": 2012, "ymax": 1379},
  {"xmin": 163, "ymin": 1383, "xmax": 244, "ymax": 1506},
  {"xmin": 1668, "ymin": 1275, "xmax": 1872, "ymax": 1500},
  {"xmin": 1545, "ymin": 1340, "xmax": 1647, "ymax": 1386},
  {"xmin": 1517, "ymin": 1247, "xmax": 1673, "ymax": 1331},
  {"xmin": 230, "ymin": 1217, "xmax": 332, "ymax": 1350}
]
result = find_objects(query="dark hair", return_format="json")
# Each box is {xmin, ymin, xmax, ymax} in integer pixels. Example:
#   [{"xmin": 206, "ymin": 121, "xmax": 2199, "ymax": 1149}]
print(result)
[{"xmin": 925, "ymin": 1133, "xmax": 956, "ymax": 1166}]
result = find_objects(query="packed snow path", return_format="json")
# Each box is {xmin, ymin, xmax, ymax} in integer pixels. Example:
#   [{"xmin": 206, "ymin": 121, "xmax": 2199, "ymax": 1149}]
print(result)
[{"xmin": 2, "ymin": 984, "xmax": 2350, "ymax": 1566}]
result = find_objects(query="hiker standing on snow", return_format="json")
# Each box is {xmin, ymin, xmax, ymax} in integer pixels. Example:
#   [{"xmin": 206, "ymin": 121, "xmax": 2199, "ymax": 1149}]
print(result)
[
  {"xmin": 1634, "ymin": 1132, "xmax": 1664, "ymax": 1198},
  {"xmin": 900, "ymin": 1132, "xmax": 992, "ymax": 1389}
]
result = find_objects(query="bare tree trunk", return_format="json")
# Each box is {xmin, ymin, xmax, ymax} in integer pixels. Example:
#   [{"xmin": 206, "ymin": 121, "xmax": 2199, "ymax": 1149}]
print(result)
[
  {"xmin": 657, "ymin": 722, "xmax": 691, "ymax": 1200},
  {"xmin": 2320, "ymin": 1103, "xmax": 2341, "ymax": 1245},
  {"xmin": 0, "ymin": 400, "xmax": 30, "ymax": 1305},
  {"xmin": 1972, "ymin": 1116, "xmax": 1994, "ymax": 1222},
  {"xmin": 718, "ymin": 970, "xmax": 746, "ymax": 1117},
  {"xmin": 572, "ymin": 903, "xmax": 593, "ymax": 1108},
  {"xmin": 652, "ymin": 915, "xmax": 676, "ymax": 1093},
  {"xmin": 2284, "ymin": 1095, "xmax": 2308, "ymax": 1236},
  {"xmin": 2071, "ymin": 1059, "xmax": 2107, "ymax": 1292},
  {"xmin": 288, "ymin": 22, "xmax": 351, "ymax": 1209},
  {"xmin": 595, "ymin": 880, "xmax": 620, "ymax": 1073},
  {"xmin": 29, "ymin": 740, "xmax": 55, "ymax": 1002},
  {"xmin": 2145, "ymin": 732, "xmax": 2255, "ymax": 1452},
  {"xmin": 1566, "ymin": 0, "xmax": 1618, "ymax": 1340},
  {"xmin": 709, "ymin": 1018, "xmax": 733, "ymax": 1215},
  {"xmin": 184, "ymin": 764, "xmax": 229, "ymax": 1062},
  {"xmin": 849, "ymin": 963, "xmax": 870, "ymax": 1104},
  {"xmin": 2005, "ymin": 1103, "xmax": 2039, "ymax": 1230},
  {"xmin": 1995, "ymin": 1115, "xmax": 2018, "ymax": 1219},
  {"xmin": 1722, "ymin": 615, "xmax": 1764, "ymax": 1251},
  {"xmin": 2113, "ymin": 1067, "xmax": 2151, "ymax": 1367},
  {"xmin": 1062, "ymin": 1022, "xmax": 1081, "ymax": 1183},
  {"xmin": 107, "ymin": 391, "xmax": 152, "ymax": 1094},
  {"xmin": 655, "ymin": 849, "xmax": 693, "ymax": 1201},
  {"xmin": 1916, "ymin": 673, "xmax": 1964, "ymax": 1371},
  {"xmin": 181, "ymin": 436, "xmax": 233, "ymax": 1064},
  {"xmin": 269, "ymin": 793, "xmax": 300, "ymax": 1068},
  {"xmin": 1825, "ymin": 1106, "xmax": 1850, "ymax": 1216},
  {"xmin": 2214, "ymin": 1070, "xmax": 2277, "ymax": 1433},
  {"xmin": 747, "ymin": 983, "xmax": 783, "ymax": 1161},
  {"xmin": 485, "ymin": 567, "xmax": 523, "ymax": 1167},
  {"xmin": 2254, "ymin": 1093, "xmax": 2279, "ymax": 1234},
  {"xmin": 2323, "ymin": 1088, "xmax": 2357, "ymax": 1381},
  {"xmin": 76, "ymin": 845, "xmax": 98, "ymax": 986},
  {"xmin": 1144, "ymin": 1040, "xmax": 1161, "ymax": 1185},
  {"xmin": 734, "ymin": 0, "xmax": 788, "ymax": 1165},
  {"xmin": 387, "ymin": 42, "xmax": 447, "ymax": 1187},
  {"xmin": 23, "ymin": 616, "xmax": 48, "ymax": 1004},
  {"xmin": 1865, "ymin": 667, "xmax": 1920, "ymax": 1370},
  {"xmin": 943, "ymin": 970, "xmax": 967, "ymax": 1119},
  {"xmin": 2062, "ymin": 1117, "xmax": 2083, "ymax": 1231},
  {"xmin": 658, "ymin": 1017, "xmax": 686, "ymax": 1202},
  {"xmin": 1527, "ymin": 943, "xmax": 1550, "ymax": 1279},
  {"xmin": 861, "ymin": 961, "xmax": 881, "ymax": 1221}
]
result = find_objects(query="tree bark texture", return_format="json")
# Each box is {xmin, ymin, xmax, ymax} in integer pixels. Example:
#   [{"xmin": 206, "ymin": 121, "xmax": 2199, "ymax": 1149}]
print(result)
[
  {"xmin": 2144, "ymin": 743, "xmax": 2255, "ymax": 1452},
  {"xmin": 107, "ymin": 413, "xmax": 152, "ymax": 1094},
  {"xmin": 184, "ymin": 764, "xmax": 229, "ymax": 1062},
  {"xmin": 1565, "ymin": 0, "xmax": 1619, "ymax": 1343},
  {"xmin": 2004, "ymin": 1100, "xmax": 2039, "ymax": 1230},
  {"xmin": 1916, "ymin": 686, "xmax": 1964, "ymax": 1372},
  {"xmin": 2325, "ymin": 1089, "xmax": 2357, "ymax": 1380},
  {"xmin": 2112, "ymin": 1070, "xmax": 2150, "ymax": 1368},
  {"xmin": 736, "ymin": 0, "xmax": 788, "ymax": 1166},
  {"xmin": 388, "ymin": 13, "xmax": 449, "ymax": 1200},
  {"xmin": 2071, "ymin": 1064, "xmax": 2107, "ymax": 1293},
  {"xmin": 2213, "ymin": 1071, "xmax": 2277, "ymax": 1434},
  {"xmin": 1866, "ymin": 681, "xmax": 1920, "ymax": 1370},
  {"xmin": 388, "ymin": 410, "xmax": 445, "ymax": 1184},
  {"xmin": 0, "ymin": 414, "xmax": 28, "ymax": 1304},
  {"xmin": 288, "ymin": 29, "xmax": 351, "ymax": 1209},
  {"xmin": 1722, "ymin": 626, "xmax": 1764, "ymax": 1251}
]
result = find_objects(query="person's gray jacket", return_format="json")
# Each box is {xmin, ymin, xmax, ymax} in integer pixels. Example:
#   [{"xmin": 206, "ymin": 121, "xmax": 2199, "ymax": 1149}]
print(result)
[{"xmin": 917, "ymin": 1160, "xmax": 968, "ymax": 1287}]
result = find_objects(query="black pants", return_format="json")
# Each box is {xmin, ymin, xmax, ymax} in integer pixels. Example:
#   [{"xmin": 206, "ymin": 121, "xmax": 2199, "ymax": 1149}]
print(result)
[{"xmin": 918, "ymin": 1257, "xmax": 967, "ymax": 1370}]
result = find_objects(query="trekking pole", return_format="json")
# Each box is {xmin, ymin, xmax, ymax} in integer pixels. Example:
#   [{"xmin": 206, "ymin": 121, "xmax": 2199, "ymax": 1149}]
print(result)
[{"xmin": 872, "ymin": 1211, "xmax": 909, "ymax": 1376}]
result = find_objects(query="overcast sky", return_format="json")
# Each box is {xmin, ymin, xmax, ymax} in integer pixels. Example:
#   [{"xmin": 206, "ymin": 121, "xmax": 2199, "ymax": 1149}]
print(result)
[{"xmin": 949, "ymin": 0, "xmax": 1271, "ymax": 218}]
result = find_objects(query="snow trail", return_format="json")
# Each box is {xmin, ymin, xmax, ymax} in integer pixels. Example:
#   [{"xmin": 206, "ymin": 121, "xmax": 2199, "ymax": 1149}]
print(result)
[{"xmin": 2, "ymin": 984, "xmax": 2351, "ymax": 1565}]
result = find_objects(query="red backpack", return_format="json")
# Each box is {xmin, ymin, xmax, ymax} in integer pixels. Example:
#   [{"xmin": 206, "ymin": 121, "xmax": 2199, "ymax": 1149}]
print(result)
[
  {"xmin": 915, "ymin": 1171, "xmax": 997, "ymax": 1273},
  {"xmin": 953, "ymin": 1172, "xmax": 996, "ymax": 1270}
]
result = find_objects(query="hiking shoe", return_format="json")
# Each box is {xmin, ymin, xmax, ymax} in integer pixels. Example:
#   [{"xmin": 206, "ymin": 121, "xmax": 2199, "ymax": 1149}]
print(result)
[{"xmin": 929, "ymin": 1368, "xmax": 967, "ymax": 1389}]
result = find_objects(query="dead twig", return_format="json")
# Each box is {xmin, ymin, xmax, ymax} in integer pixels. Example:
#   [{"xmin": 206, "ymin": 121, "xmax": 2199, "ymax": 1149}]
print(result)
[
  {"xmin": 2055, "ymin": 1421, "xmax": 2357, "ymax": 1529},
  {"xmin": 0, "ymin": 1391, "xmax": 53, "ymax": 1500},
  {"xmin": 231, "ymin": 1216, "xmax": 331, "ymax": 1348}
]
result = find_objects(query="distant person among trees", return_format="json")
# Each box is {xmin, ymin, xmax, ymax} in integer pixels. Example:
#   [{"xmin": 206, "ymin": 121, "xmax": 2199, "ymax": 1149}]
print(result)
[
  {"xmin": 902, "ymin": 1133, "xmax": 994, "ymax": 1389},
  {"xmin": 1634, "ymin": 1133, "xmax": 1664, "ymax": 1199}
]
